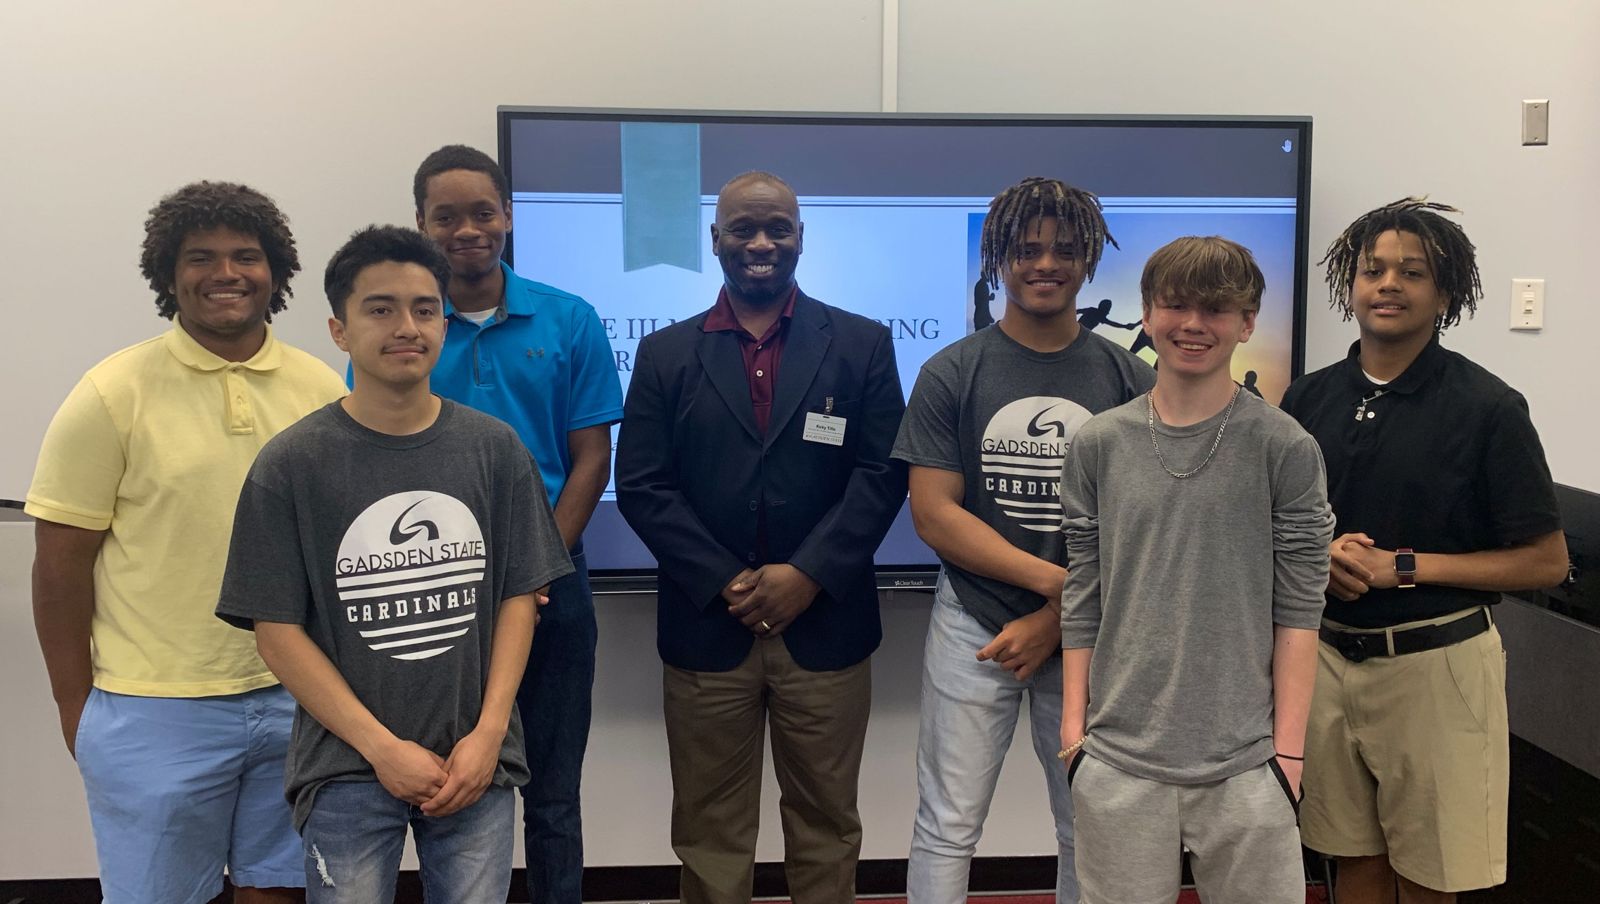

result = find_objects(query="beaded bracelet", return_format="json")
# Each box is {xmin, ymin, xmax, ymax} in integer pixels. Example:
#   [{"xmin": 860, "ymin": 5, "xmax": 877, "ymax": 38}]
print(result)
[{"xmin": 1056, "ymin": 735, "xmax": 1089, "ymax": 761}]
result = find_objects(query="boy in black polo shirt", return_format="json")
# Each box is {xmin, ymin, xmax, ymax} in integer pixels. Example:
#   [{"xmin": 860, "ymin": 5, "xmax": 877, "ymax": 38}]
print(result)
[{"xmin": 1280, "ymin": 199, "xmax": 1569, "ymax": 904}]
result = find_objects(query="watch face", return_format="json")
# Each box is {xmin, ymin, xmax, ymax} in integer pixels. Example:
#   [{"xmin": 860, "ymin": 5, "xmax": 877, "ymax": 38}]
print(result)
[{"xmin": 1395, "ymin": 552, "xmax": 1417, "ymax": 574}]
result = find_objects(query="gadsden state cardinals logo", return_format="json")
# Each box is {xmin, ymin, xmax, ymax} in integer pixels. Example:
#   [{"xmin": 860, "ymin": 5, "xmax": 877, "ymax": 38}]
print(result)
[
  {"xmin": 334, "ymin": 491, "xmax": 486, "ymax": 662},
  {"xmin": 980, "ymin": 396, "xmax": 1092, "ymax": 533}
]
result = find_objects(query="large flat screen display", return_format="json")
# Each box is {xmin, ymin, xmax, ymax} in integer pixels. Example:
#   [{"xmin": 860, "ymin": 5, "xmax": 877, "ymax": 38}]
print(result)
[{"xmin": 497, "ymin": 109, "xmax": 1312, "ymax": 589}]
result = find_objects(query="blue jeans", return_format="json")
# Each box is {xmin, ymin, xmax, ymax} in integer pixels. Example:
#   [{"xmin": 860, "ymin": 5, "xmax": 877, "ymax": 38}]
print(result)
[
  {"xmin": 301, "ymin": 781, "xmax": 514, "ymax": 904},
  {"xmin": 518, "ymin": 548, "xmax": 597, "ymax": 904},
  {"xmin": 907, "ymin": 576, "xmax": 1077, "ymax": 904}
]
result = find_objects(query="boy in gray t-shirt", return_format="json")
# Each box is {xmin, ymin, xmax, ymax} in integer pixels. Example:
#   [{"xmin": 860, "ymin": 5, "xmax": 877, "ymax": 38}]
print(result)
[
  {"xmin": 892, "ymin": 177, "xmax": 1152, "ymax": 904},
  {"xmin": 217, "ymin": 227, "xmax": 571, "ymax": 904},
  {"xmin": 1059, "ymin": 237, "xmax": 1333, "ymax": 904}
]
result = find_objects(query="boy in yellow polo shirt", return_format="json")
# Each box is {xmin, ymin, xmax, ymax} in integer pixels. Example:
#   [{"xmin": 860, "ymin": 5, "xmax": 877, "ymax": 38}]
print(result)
[{"xmin": 27, "ymin": 181, "xmax": 346, "ymax": 904}]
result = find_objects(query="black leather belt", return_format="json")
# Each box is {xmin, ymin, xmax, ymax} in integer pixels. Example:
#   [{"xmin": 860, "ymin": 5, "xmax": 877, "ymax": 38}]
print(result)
[{"xmin": 1320, "ymin": 608, "xmax": 1491, "ymax": 664}]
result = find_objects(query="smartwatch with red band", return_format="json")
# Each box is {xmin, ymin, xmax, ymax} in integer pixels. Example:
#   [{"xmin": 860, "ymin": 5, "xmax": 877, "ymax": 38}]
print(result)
[{"xmin": 1395, "ymin": 548, "xmax": 1417, "ymax": 589}]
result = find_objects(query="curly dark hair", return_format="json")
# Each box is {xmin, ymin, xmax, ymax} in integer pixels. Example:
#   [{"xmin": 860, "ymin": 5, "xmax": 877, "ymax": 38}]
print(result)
[
  {"xmin": 325, "ymin": 225, "xmax": 453, "ymax": 318},
  {"xmin": 139, "ymin": 181, "xmax": 299, "ymax": 321},
  {"xmin": 414, "ymin": 145, "xmax": 509, "ymax": 214},
  {"xmin": 981, "ymin": 176, "xmax": 1117, "ymax": 290},
  {"xmin": 1321, "ymin": 197, "xmax": 1482, "ymax": 331}
]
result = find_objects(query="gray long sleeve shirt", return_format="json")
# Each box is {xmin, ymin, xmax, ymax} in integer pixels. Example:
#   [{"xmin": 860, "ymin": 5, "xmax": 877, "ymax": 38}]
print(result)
[{"xmin": 1059, "ymin": 391, "xmax": 1333, "ymax": 784}]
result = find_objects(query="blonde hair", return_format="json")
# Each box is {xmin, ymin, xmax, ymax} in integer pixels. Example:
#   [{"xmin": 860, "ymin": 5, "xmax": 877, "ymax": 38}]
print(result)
[{"xmin": 1139, "ymin": 236, "xmax": 1265, "ymax": 314}]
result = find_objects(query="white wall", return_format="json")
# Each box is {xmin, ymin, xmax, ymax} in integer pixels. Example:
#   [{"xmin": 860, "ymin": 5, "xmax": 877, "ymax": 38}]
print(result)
[
  {"xmin": 899, "ymin": 1, "xmax": 1600, "ymax": 486},
  {"xmin": 0, "ymin": 0, "xmax": 885, "ymax": 500},
  {"xmin": 2, "ymin": 0, "xmax": 1597, "ymax": 883}
]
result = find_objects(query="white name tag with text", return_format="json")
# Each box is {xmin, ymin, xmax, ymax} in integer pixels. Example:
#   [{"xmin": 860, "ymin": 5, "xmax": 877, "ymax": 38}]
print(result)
[{"xmin": 803, "ymin": 412, "xmax": 847, "ymax": 446}]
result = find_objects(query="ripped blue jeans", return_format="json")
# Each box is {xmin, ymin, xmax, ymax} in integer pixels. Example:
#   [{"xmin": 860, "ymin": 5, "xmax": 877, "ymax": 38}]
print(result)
[{"xmin": 301, "ymin": 781, "xmax": 514, "ymax": 904}]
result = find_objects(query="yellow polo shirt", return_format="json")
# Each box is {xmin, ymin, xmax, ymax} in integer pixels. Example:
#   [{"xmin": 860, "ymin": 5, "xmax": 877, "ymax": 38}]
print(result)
[{"xmin": 26, "ymin": 321, "xmax": 347, "ymax": 697}]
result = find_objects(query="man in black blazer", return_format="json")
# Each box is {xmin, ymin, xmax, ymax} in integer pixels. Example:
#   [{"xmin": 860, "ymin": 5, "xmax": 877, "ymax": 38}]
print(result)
[{"xmin": 616, "ymin": 171, "xmax": 907, "ymax": 904}]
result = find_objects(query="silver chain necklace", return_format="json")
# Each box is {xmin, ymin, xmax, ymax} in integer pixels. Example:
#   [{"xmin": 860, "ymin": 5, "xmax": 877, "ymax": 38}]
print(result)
[{"xmin": 1147, "ymin": 386, "xmax": 1242, "ymax": 479}]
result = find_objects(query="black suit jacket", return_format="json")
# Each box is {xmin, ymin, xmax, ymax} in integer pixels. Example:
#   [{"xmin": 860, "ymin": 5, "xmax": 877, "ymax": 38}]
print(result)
[{"xmin": 615, "ymin": 291, "xmax": 908, "ymax": 672}]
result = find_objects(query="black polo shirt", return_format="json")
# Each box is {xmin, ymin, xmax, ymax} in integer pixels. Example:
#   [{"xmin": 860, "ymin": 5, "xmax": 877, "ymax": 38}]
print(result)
[{"xmin": 1280, "ymin": 337, "xmax": 1561, "ymax": 628}]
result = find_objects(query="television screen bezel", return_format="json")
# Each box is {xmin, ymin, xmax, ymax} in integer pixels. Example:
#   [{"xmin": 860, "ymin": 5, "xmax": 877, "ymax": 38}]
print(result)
[{"xmin": 495, "ymin": 107, "xmax": 1314, "ymax": 592}]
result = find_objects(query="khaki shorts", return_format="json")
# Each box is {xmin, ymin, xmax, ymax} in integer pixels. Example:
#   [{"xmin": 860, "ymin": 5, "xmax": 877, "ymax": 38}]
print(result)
[{"xmin": 1300, "ymin": 608, "xmax": 1508, "ymax": 893}]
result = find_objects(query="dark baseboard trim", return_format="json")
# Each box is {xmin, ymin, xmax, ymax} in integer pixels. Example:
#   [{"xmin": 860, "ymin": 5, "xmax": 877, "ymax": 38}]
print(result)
[
  {"xmin": 0, "ymin": 853, "xmax": 1346, "ymax": 903},
  {"xmin": 0, "ymin": 876, "xmax": 102, "ymax": 904},
  {"xmin": 0, "ymin": 856, "xmax": 1054, "ymax": 903},
  {"xmin": 576, "ymin": 856, "xmax": 1055, "ymax": 902}
]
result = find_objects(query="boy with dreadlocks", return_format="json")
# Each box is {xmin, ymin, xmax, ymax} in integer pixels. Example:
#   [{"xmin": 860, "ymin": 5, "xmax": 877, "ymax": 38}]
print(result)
[
  {"xmin": 892, "ymin": 177, "xmax": 1153, "ymax": 904},
  {"xmin": 1281, "ymin": 200, "xmax": 1567, "ymax": 903}
]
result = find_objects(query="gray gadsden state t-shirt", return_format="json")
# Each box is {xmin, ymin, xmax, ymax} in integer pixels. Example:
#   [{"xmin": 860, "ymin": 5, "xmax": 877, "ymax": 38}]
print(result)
[
  {"xmin": 216, "ymin": 400, "xmax": 573, "ymax": 828},
  {"xmin": 892, "ymin": 325, "xmax": 1154, "ymax": 634},
  {"xmin": 1060, "ymin": 391, "xmax": 1334, "ymax": 784}
]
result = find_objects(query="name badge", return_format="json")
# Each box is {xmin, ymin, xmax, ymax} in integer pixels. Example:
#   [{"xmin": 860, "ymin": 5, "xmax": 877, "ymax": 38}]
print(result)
[{"xmin": 803, "ymin": 412, "xmax": 847, "ymax": 446}]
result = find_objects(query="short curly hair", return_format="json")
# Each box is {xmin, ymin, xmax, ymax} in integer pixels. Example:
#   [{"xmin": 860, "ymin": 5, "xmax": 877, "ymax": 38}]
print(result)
[
  {"xmin": 139, "ymin": 181, "xmax": 300, "ymax": 321},
  {"xmin": 414, "ymin": 145, "xmax": 509, "ymax": 215}
]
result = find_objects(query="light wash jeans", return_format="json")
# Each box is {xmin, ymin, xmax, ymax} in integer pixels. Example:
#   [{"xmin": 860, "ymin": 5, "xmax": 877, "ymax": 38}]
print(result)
[
  {"xmin": 301, "ymin": 781, "xmax": 514, "ymax": 904},
  {"xmin": 907, "ymin": 576, "xmax": 1077, "ymax": 904}
]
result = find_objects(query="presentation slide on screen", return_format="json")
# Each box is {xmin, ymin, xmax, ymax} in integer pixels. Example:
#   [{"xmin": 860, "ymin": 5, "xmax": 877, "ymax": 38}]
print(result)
[
  {"xmin": 501, "ymin": 115, "xmax": 1307, "ymax": 574},
  {"xmin": 512, "ymin": 191, "xmax": 1298, "ymax": 509}
]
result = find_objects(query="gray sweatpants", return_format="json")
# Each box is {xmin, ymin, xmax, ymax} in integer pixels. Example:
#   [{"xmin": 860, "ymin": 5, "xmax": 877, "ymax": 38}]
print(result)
[{"xmin": 1069, "ymin": 754, "xmax": 1304, "ymax": 904}]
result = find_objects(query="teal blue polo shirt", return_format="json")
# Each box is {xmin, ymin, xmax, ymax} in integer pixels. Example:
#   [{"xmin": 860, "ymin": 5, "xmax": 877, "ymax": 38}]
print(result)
[{"xmin": 432, "ymin": 262, "xmax": 624, "ymax": 505}]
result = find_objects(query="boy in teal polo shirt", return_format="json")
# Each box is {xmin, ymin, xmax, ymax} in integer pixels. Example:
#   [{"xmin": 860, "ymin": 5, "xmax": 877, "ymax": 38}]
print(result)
[{"xmin": 413, "ymin": 145, "xmax": 624, "ymax": 904}]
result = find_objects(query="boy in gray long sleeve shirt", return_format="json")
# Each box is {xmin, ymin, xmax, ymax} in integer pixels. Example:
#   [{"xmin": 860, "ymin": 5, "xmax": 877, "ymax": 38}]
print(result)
[{"xmin": 1058, "ymin": 237, "xmax": 1333, "ymax": 904}]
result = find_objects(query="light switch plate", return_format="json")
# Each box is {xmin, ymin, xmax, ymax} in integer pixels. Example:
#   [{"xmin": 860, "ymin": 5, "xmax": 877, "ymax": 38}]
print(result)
[
  {"xmin": 1523, "ymin": 100, "xmax": 1549, "ymax": 146},
  {"xmin": 1510, "ymin": 278, "xmax": 1544, "ymax": 331}
]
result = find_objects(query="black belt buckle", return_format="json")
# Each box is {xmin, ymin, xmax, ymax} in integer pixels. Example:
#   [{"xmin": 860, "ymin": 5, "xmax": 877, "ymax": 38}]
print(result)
[{"xmin": 1325, "ymin": 628, "xmax": 1382, "ymax": 663}]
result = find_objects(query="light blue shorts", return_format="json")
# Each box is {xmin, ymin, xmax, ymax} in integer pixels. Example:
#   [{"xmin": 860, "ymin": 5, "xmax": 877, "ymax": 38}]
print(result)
[{"xmin": 76, "ymin": 685, "xmax": 305, "ymax": 904}]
